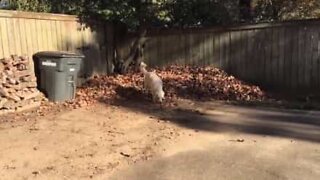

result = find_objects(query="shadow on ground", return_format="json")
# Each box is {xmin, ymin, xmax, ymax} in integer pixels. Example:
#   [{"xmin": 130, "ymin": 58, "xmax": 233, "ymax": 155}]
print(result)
[{"xmin": 99, "ymin": 86, "xmax": 320, "ymax": 143}]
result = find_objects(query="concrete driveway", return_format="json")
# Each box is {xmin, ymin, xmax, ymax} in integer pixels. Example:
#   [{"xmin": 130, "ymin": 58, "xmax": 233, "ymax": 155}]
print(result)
[{"xmin": 110, "ymin": 100, "xmax": 320, "ymax": 180}]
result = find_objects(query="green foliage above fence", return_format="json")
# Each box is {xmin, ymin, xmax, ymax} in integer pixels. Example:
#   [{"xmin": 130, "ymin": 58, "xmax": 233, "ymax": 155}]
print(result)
[{"xmin": 4, "ymin": 0, "xmax": 319, "ymax": 30}]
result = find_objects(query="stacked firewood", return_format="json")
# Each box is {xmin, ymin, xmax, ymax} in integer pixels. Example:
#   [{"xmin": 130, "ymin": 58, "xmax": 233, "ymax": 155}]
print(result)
[{"xmin": 0, "ymin": 55, "xmax": 43, "ymax": 114}]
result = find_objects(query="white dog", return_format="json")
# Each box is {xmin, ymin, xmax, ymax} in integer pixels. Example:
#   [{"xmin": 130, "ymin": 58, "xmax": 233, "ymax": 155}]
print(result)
[{"xmin": 139, "ymin": 62, "xmax": 165, "ymax": 103}]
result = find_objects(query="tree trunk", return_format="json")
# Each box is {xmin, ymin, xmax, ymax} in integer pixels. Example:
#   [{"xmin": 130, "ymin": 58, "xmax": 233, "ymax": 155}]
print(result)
[{"xmin": 113, "ymin": 28, "xmax": 147, "ymax": 74}]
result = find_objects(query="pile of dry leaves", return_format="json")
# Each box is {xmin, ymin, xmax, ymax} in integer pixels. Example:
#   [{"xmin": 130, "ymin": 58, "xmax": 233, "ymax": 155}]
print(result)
[
  {"xmin": 62, "ymin": 65, "xmax": 266, "ymax": 109},
  {"xmin": 1, "ymin": 65, "xmax": 268, "ymax": 121}
]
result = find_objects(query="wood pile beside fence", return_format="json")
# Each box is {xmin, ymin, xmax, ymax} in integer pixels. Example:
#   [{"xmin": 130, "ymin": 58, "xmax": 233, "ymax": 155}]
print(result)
[{"xmin": 0, "ymin": 55, "xmax": 43, "ymax": 114}]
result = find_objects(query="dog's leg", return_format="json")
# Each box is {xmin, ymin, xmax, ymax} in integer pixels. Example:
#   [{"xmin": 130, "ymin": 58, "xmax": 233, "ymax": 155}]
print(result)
[
  {"xmin": 143, "ymin": 80, "xmax": 147, "ymax": 89},
  {"xmin": 152, "ymin": 94, "xmax": 157, "ymax": 103},
  {"xmin": 142, "ymin": 80, "xmax": 148, "ymax": 94}
]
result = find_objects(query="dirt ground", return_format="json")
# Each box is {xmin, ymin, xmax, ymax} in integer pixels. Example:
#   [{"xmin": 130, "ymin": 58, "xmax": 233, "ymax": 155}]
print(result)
[
  {"xmin": 0, "ymin": 100, "xmax": 193, "ymax": 180},
  {"xmin": 0, "ymin": 99, "xmax": 319, "ymax": 180}
]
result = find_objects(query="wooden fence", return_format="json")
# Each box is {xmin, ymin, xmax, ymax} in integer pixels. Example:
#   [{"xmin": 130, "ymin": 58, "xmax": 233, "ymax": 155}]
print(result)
[
  {"xmin": 1, "ymin": 10, "xmax": 320, "ymax": 94},
  {"xmin": 0, "ymin": 10, "xmax": 112, "ymax": 77},
  {"xmin": 144, "ymin": 20, "xmax": 320, "ymax": 93}
]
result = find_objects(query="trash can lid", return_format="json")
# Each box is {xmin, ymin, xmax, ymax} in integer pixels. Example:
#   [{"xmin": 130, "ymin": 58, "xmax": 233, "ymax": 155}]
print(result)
[{"xmin": 34, "ymin": 51, "xmax": 85, "ymax": 58}]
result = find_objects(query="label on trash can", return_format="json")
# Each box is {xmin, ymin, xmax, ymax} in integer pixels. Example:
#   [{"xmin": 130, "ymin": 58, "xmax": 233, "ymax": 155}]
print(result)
[
  {"xmin": 69, "ymin": 68, "xmax": 75, "ymax": 72},
  {"xmin": 42, "ymin": 61, "xmax": 57, "ymax": 67}
]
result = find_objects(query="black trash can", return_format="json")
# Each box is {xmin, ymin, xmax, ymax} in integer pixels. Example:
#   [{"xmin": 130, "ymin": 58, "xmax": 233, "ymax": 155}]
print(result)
[{"xmin": 33, "ymin": 51, "xmax": 84, "ymax": 102}]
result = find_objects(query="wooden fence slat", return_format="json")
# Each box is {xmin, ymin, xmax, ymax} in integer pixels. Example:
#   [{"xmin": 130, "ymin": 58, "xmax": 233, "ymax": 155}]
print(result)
[
  {"xmin": 212, "ymin": 34, "xmax": 217, "ymax": 67},
  {"xmin": 213, "ymin": 33, "xmax": 220, "ymax": 68},
  {"xmin": 278, "ymin": 27, "xmax": 285, "ymax": 85},
  {"xmin": 298, "ymin": 27, "xmax": 306, "ymax": 89},
  {"xmin": 305, "ymin": 27, "xmax": 313, "ymax": 89},
  {"xmin": 199, "ymin": 34, "xmax": 204, "ymax": 66},
  {"xmin": 79, "ymin": 26, "xmax": 87, "ymax": 76},
  {"xmin": 204, "ymin": 33, "xmax": 212, "ymax": 66},
  {"xmin": 155, "ymin": 35, "xmax": 161, "ymax": 66},
  {"xmin": 285, "ymin": 28, "xmax": 291, "ymax": 88},
  {"xmin": 182, "ymin": 33, "xmax": 187, "ymax": 65},
  {"xmin": 246, "ymin": 30, "xmax": 254, "ymax": 80},
  {"xmin": 171, "ymin": 35, "xmax": 177, "ymax": 65},
  {"xmin": 35, "ymin": 19, "xmax": 43, "ymax": 51},
  {"xmin": 189, "ymin": 34, "xmax": 194, "ymax": 65},
  {"xmin": 55, "ymin": 20, "xmax": 62, "ymax": 51},
  {"xmin": 190, "ymin": 33, "xmax": 196, "ymax": 65},
  {"xmin": 25, "ymin": 19, "xmax": 34, "ymax": 58},
  {"xmin": 145, "ymin": 35, "xmax": 156, "ymax": 65},
  {"xmin": 163, "ymin": 35, "xmax": 169, "ymax": 65},
  {"xmin": 208, "ymin": 34, "xmax": 214, "ymax": 66},
  {"xmin": 70, "ymin": 22, "xmax": 79, "ymax": 51},
  {"xmin": 221, "ymin": 33, "xmax": 227, "ymax": 69},
  {"xmin": 82, "ymin": 26, "xmax": 93, "ymax": 76},
  {"xmin": 159, "ymin": 35, "xmax": 165, "ymax": 66},
  {"xmin": 98, "ymin": 26, "xmax": 107, "ymax": 74},
  {"xmin": 158, "ymin": 35, "xmax": 165, "ymax": 65},
  {"xmin": 310, "ymin": 27, "xmax": 319, "ymax": 90},
  {"xmin": 218, "ymin": 33, "xmax": 225, "ymax": 69},
  {"xmin": 61, "ymin": 21, "xmax": 68, "ymax": 51},
  {"xmin": 255, "ymin": 29, "xmax": 264, "ymax": 83},
  {"xmin": 272, "ymin": 27, "xmax": 279, "ymax": 87},
  {"xmin": 265, "ymin": 28, "xmax": 273, "ymax": 85},
  {"xmin": 77, "ymin": 22, "xmax": 85, "ymax": 53},
  {"xmin": 242, "ymin": 30, "xmax": 248, "ymax": 79},
  {"xmin": 318, "ymin": 31, "xmax": 320, "ymax": 89},
  {"xmin": 291, "ymin": 27, "xmax": 299, "ymax": 89},
  {"xmin": 18, "ymin": 18, "xmax": 27, "ymax": 55},
  {"xmin": 244, "ymin": 30, "xmax": 251, "ymax": 80},
  {"xmin": 202, "ymin": 33, "xmax": 208, "ymax": 66},
  {"xmin": 173, "ymin": 34, "xmax": 180, "ymax": 65},
  {"xmin": 6, "ymin": 18, "xmax": 16, "ymax": 55},
  {"xmin": 251, "ymin": 30, "xmax": 258, "ymax": 82},
  {"xmin": 41, "ymin": 20, "xmax": 49, "ymax": 50},
  {"xmin": 0, "ymin": 19, "xmax": 4, "ymax": 57},
  {"xmin": 226, "ymin": 32, "xmax": 231, "ymax": 72},
  {"xmin": 50, "ymin": 20, "xmax": 58, "ymax": 50},
  {"xmin": 30, "ymin": 19, "xmax": 38, "ymax": 51},
  {"xmin": 223, "ymin": 32, "xmax": 230, "ymax": 72},
  {"xmin": 46, "ymin": 20, "xmax": 53, "ymax": 50},
  {"xmin": 260, "ymin": 29, "xmax": 267, "ymax": 86},
  {"xmin": 40, "ymin": 20, "xmax": 48, "ymax": 50},
  {"xmin": 229, "ymin": 31, "xmax": 236, "ymax": 74},
  {"xmin": 179, "ymin": 34, "xmax": 185, "ymax": 66},
  {"xmin": 13, "ymin": 18, "xmax": 22, "ymax": 55},
  {"xmin": 251, "ymin": 29, "xmax": 257, "ymax": 82},
  {"xmin": 235, "ymin": 31, "xmax": 241, "ymax": 78},
  {"xmin": 64, "ymin": 21, "xmax": 71, "ymax": 51},
  {"xmin": 270, "ymin": 28, "xmax": 276, "ymax": 85},
  {"xmin": 236, "ymin": 30, "xmax": 242, "ymax": 76},
  {"xmin": 1, "ymin": 18, "xmax": 9, "ymax": 57}
]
